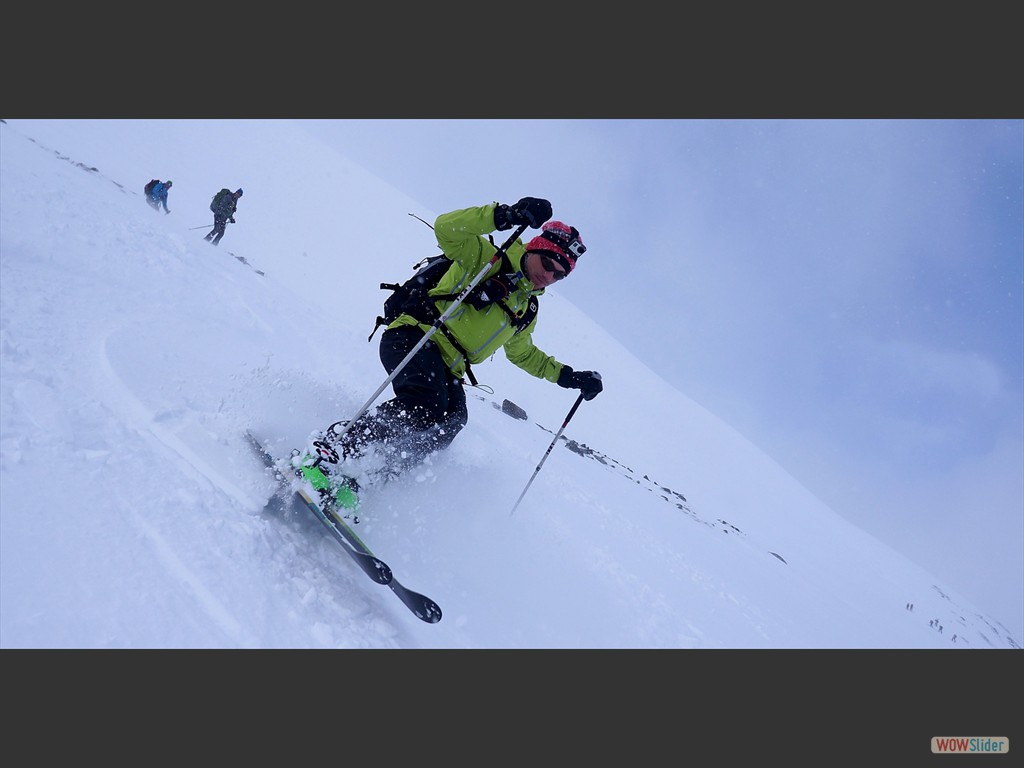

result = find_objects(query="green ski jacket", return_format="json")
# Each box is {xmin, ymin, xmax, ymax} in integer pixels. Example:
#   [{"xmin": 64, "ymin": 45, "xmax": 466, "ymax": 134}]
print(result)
[{"xmin": 389, "ymin": 203, "xmax": 567, "ymax": 383}]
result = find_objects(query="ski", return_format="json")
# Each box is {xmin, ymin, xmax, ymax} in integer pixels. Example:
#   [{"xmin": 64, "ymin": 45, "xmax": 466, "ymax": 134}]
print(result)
[{"xmin": 245, "ymin": 431, "xmax": 442, "ymax": 623}]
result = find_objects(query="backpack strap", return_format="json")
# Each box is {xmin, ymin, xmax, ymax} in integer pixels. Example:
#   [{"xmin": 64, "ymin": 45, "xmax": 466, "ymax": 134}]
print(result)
[{"xmin": 434, "ymin": 324, "xmax": 477, "ymax": 386}]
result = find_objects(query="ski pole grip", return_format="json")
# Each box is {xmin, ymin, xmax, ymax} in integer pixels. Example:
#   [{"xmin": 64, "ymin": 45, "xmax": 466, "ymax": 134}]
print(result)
[{"xmin": 497, "ymin": 222, "xmax": 530, "ymax": 253}]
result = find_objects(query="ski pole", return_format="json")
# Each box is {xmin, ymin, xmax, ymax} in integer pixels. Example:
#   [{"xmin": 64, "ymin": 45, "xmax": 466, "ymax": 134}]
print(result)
[
  {"xmin": 510, "ymin": 392, "xmax": 586, "ymax": 515},
  {"xmin": 330, "ymin": 222, "xmax": 530, "ymax": 447},
  {"xmin": 188, "ymin": 224, "xmax": 211, "ymax": 230}
]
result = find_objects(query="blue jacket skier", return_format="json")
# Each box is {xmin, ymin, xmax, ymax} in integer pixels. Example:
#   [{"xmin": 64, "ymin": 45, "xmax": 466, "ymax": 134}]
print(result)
[{"xmin": 147, "ymin": 180, "xmax": 172, "ymax": 214}]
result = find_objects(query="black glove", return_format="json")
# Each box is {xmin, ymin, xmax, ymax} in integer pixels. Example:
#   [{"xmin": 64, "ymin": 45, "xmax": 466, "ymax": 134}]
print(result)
[
  {"xmin": 466, "ymin": 273, "xmax": 516, "ymax": 310},
  {"xmin": 557, "ymin": 366, "xmax": 603, "ymax": 400},
  {"xmin": 493, "ymin": 197, "xmax": 552, "ymax": 231}
]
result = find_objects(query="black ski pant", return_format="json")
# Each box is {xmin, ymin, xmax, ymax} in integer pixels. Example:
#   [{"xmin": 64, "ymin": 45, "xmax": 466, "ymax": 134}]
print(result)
[
  {"xmin": 342, "ymin": 326, "xmax": 468, "ymax": 472},
  {"xmin": 205, "ymin": 216, "xmax": 228, "ymax": 245}
]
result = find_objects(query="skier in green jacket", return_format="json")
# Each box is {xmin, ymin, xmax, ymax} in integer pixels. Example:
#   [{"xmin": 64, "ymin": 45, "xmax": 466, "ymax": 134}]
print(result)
[{"xmin": 332, "ymin": 197, "xmax": 603, "ymax": 481}]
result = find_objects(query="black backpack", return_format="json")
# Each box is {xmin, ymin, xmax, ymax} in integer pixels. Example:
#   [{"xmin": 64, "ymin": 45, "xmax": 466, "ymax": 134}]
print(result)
[
  {"xmin": 210, "ymin": 189, "xmax": 231, "ymax": 212},
  {"xmin": 369, "ymin": 254, "xmax": 453, "ymax": 342},
  {"xmin": 144, "ymin": 179, "xmax": 159, "ymax": 196}
]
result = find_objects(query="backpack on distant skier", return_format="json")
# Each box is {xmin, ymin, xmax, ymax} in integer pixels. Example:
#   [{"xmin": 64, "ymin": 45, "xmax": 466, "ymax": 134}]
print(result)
[
  {"xmin": 211, "ymin": 188, "xmax": 232, "ymax": 212},
  {"xmin": 144, "ymin": 179, "xmax": 159, "ymax": 197}
]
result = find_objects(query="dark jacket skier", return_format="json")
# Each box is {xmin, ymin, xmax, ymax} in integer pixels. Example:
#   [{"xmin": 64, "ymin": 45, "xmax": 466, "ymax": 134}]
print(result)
[{"xmin": 204, "ymin": 188, "xmax": 242, "ymax": 245}]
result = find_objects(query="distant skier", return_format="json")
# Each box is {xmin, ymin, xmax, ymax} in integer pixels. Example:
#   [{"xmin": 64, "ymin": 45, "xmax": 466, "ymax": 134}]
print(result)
[
  {"xmin": 145, "ymin": 180, "xmax": 172, "ymax": 214},
  {"xmin": 204, "ymin": 187, "xmax": 242, "ymax": 246}
]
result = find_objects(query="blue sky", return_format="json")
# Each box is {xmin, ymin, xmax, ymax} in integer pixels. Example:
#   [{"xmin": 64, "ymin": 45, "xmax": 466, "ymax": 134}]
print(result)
[{"xmin": 297, "ymin": 119, "xmax": 1024, "ymax": 633}]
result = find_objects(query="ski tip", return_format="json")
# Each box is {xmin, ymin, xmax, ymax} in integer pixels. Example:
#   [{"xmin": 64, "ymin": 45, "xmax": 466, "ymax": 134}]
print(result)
[
  {"xmin": 390, "ymin": 585, "xmax": 442, "ymax": 623},
  {"xmin": 413, "ymin": 598, "xmax": 442, "ymax": 624}
]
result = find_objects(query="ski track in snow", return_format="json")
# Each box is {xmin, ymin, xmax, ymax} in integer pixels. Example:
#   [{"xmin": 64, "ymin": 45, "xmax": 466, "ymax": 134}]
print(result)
[
  {"xmin": 94, "ymin": 328, "xmax": 413, "ymax": 647},
  {"xmin": 98, "ymin": 327, "xmax": 264, "ymax": 511}
]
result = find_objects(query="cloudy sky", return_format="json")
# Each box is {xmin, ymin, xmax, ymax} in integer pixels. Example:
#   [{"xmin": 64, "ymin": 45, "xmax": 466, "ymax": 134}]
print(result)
[{"xmin": 296, "ymin": 118, "xmax": 1024, "ymax": 635}]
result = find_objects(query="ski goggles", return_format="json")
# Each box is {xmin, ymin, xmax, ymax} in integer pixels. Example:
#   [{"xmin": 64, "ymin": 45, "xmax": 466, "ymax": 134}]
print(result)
[{"xmin": 539, "ymin": 254, "xmax": 568, "ymax": 281}]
